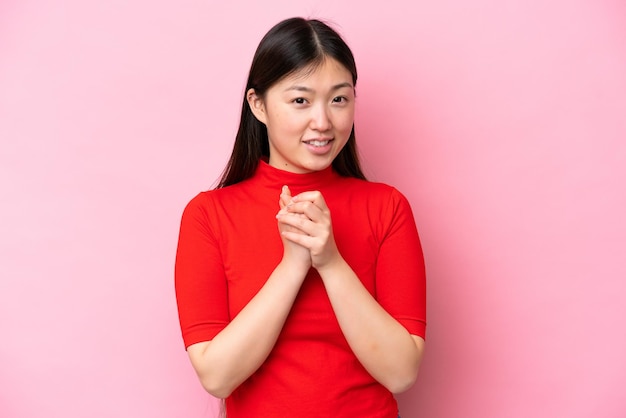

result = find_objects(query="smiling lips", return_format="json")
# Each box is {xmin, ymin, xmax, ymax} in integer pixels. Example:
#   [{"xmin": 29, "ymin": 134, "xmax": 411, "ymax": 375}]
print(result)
[
  {"xmin": 305, "ymin": 139, "xmax": 332, "ymax": 146},
  {"xmin": 303, "ymin": 138, "xmax": 334, "ymax": 154}
]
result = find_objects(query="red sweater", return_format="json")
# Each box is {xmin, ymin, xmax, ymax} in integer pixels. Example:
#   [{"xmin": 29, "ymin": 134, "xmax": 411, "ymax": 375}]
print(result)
[{"xmin": 175, "ymin": 160, "xmax": 426, "ymax": 418}]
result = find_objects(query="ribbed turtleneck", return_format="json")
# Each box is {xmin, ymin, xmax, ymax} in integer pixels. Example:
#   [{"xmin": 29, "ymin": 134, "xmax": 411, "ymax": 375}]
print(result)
[{"xmin": 250, "ymin": 159, "xmax": 339, "ymax": 192}]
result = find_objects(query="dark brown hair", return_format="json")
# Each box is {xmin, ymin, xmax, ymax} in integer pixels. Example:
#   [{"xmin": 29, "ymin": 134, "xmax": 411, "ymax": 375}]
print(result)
[{"xmin": 216, "ymin": 17, "xmax": 366, "ymax": 188}]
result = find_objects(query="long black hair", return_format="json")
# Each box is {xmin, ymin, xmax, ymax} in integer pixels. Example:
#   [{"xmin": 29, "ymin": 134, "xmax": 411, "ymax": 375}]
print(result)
[{"xmin": 216, "ymin": 17, "xmax": 366, "ymax": 188}]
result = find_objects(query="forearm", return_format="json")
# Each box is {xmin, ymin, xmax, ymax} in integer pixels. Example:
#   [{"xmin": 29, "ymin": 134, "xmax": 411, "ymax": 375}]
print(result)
[
  {"xmin": 317, "ymin": 258, "xmax": 425, "ymax": 394},
  {"xmin": 188, "ymin": 259, "xmax": 308, "ymax": 398}
]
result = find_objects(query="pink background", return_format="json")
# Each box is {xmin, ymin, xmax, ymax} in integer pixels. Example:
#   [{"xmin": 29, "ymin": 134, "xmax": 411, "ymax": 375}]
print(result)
[{"xmin": 1, "ymin": 1, "xmax": 625, "ymax": 417}]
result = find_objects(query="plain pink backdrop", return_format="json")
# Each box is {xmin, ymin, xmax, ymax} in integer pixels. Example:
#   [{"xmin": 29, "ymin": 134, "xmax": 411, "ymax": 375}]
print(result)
[{"xmin": 1, "ymin": 1, "xmax": 625, "ymax": 417}]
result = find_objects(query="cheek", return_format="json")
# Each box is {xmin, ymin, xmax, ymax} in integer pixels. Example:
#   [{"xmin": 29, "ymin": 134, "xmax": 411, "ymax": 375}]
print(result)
[
  {"xmin": 268, "ymin": 107, "xmax": 303, "ymax": 130},
  {"xmin": 266, "ymin": 113, "xmax": 302, "ymax": 141},
  {"xmin": 336, "ymin": 111, "xmax": 355, "ymax": 134}
]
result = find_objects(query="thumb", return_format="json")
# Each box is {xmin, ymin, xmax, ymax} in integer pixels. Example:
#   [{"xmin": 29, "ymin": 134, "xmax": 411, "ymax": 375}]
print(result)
[{"xmin": 279, "ymin": 185, "xmax": 292, "ymax": 209}]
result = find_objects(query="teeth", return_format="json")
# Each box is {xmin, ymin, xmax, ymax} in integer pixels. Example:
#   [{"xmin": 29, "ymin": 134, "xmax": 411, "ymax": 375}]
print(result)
[{"xmin": 307, "ymin": 140, "xmax": 330, "ymax": 147}]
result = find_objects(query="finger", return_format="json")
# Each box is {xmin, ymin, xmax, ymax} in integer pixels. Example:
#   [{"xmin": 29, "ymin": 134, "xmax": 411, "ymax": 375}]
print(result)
[
  {"xmin": 285, "ymin": 200, "xmax": 324, "ymax": 223},
  {"xmin": 279, "ymin": 185, "xmax": 292, "ymax": 209},
  {"xmin": 292, "ymin": 190, "xmax": 327, "ymax": 210},
  {"xmin": 281, "ymin": 230, "xmax": 314, "ymax": 249},
  {"xmin": 276, "ymin": 212, "xmax": 312, "ymax": 234}
]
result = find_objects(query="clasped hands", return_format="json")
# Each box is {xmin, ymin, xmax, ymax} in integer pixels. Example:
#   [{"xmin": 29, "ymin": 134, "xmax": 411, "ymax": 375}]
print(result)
[{"xmin": 275, "ymin": 185, "xmax": 340, "ymax": 271}]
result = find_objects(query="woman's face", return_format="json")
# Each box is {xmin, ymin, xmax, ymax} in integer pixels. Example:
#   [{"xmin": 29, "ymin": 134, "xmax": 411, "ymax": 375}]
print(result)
[{"xmin": 248, "ymin": 57, "xmax": 356, "ymax": 174}]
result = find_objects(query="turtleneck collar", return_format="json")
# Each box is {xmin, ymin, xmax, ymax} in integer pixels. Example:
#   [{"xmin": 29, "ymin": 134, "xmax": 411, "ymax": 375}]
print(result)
[{"xmin": 252, "ymin": 159, "xmax": 339, "ymax": 191}]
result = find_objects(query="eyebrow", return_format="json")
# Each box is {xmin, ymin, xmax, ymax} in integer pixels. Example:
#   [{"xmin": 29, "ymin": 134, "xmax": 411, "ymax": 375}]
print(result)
[{"xmin": 284, "ymin": 82, "xmax": 354, "ymax": 93}]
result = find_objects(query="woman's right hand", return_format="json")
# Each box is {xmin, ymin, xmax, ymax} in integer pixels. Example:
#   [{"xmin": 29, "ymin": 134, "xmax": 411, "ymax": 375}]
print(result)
[{"xmin": 277, "ymin": 185, "xmax": 311, "ymax": 270}]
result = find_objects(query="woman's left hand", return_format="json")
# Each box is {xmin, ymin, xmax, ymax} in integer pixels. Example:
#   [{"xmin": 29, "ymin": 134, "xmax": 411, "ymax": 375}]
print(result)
[{"xmin": 276, "ymin": 190, "xmax": 341, "ymax": 270}]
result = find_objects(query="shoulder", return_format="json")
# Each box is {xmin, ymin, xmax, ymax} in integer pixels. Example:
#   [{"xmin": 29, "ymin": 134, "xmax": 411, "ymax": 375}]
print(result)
[
  {"xmin": 182, "ymin": 190, "xmax": 213, "ymax": 214},
  {"xmin": 178, "ymin": 186, "xmax": 246, "ymax": 240},
  {"xmin": 180, "ymin": 187, "xmax": 230, "ymax": 221},
  {"xmin": 330, "ymin": 177, "xmax": 415, "ymax": 223},
  {"xmin": 181, "ymin": 181, "xmax": 258, "ymax": 225},
  {"xmin": 339, "ymin": 177, "xmax": 409, "ymax": 204},
  {"xmin": 183, "ymin": 184, "xmax": 242, "ymax": 210}
]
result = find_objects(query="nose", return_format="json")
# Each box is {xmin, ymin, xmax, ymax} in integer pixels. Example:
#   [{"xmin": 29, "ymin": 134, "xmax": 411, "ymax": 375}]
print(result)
[{"xmin": 310, "ymin": 104, "xmax": 332, "ymax": 132}]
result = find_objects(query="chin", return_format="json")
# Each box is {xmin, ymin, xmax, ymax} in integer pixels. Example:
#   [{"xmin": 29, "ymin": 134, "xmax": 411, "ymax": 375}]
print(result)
[{"xmin": 303, "ymin": 159, "xmax": 334, "ymax": 172}]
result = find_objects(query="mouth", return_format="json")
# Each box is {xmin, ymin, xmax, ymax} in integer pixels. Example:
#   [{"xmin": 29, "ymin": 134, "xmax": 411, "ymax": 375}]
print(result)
[{"xmin": 303, "ymin": 138, "xmax": 333, "ymax": 147}]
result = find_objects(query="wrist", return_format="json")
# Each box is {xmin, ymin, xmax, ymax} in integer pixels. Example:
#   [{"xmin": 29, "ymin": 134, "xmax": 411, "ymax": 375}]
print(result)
[
  {"xmin": 314, "ymin": 254, "xmax": 347, "ymax": 277},
  {"xmin": 278, "ymin": 257, "xmax": 311, "ymax": 279}
]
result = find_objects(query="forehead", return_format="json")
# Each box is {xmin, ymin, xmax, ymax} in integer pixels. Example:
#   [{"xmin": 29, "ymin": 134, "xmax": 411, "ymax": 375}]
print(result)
[{"xmin": 281, "ymin": 57, "xmax": 352, "ymax": 85}]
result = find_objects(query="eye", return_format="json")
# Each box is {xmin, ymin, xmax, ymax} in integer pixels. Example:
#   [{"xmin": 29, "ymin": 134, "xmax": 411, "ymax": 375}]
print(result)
[
  {"xmin": 292, "ymin": 97, "xmax": 307, "ymax": 105},
  {"xmin": 332, "ymin": 96, "xmax": 348, "ymax": 104}
]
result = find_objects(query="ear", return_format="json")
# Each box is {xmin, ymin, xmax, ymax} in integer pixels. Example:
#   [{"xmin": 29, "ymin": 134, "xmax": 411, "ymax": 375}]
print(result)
[{"xmin": 246, "ymin": 88, "xmax": 267, "ymax": 125}]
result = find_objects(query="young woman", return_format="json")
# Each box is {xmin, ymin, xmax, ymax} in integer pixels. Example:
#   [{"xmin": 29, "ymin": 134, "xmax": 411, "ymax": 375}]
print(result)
[{"xmin": 175, "ymin": 17, "xmax": 426, "ymax": 418}]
